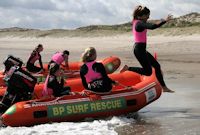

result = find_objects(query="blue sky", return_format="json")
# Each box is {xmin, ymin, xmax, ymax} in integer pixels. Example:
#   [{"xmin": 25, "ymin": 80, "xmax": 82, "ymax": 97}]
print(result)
[{"xmin": 0, "ymin": 0, "xmax": 199, "ymax": 29}]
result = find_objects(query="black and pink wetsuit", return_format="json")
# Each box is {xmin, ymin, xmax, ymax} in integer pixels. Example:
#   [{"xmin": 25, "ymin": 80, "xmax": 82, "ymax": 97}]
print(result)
[
  {"xmin": 80, "ymin": 61, "xmax": 115, "ymax": 93},
  {"xmin": 129, "ymin": 19, "xmax": 167, "ymax": 87},
  {"xmin": 26, "ymin": 50, "xmax": 43, "ymax": 73},
  {"xmin": 42, "ymin": 75, "xmax": 70, "ymax": 97}
]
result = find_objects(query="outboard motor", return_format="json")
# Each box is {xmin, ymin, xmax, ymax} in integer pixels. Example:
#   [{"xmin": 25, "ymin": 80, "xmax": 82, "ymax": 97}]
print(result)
[
  {"xmin": 0, "ymin": 67, "xmax": 37, "ymax": 114},
  {"xmin": 3, "ymin": 55, "xmax": 23, "ymax": 73}
]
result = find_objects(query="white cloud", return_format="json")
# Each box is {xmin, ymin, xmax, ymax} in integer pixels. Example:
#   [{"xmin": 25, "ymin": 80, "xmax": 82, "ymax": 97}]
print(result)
[{"xmin": 0, "ymin": 0, "xmax": 199, "ymax": 29}]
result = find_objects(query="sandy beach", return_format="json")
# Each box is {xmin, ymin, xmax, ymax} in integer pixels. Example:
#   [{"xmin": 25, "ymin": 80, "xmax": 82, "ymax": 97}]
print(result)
[
  {"xmin": 0, "ymin": 33, "xmax": 200, "ymax": 134},
  {"xmin": 0, "ymin": 34, "xmax": 200, "ymax": 80}
]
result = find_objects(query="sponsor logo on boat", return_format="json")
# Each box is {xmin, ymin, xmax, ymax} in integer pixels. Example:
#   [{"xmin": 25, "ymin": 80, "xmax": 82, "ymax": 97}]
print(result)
[
  {"xmin": 47, "ymin": 97, "xmax": 126, "ymax": 117},
  {"xmin": 145, "ymin": 87, "xmax": 157, "ymax": 103}
]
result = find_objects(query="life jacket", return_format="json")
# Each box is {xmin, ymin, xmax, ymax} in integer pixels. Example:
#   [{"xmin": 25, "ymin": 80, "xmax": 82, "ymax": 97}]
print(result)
[
  {"xmin": 42, "ymin": 75, "xmax": 53, "ymax": 97},
  {"xmin": 29, "ymin": 51, "xmax": 40, "ymax": 64},
  {"xmin": 51, "ymin": 52, "xmax": 64, "ymax": 65},
  {"xmin": 84, "ymin": 61, "xmax": 102, "ymax": 83},
  {"xmin": 132, "ymin": 20, "xmax": 147, "ymax": 43}
]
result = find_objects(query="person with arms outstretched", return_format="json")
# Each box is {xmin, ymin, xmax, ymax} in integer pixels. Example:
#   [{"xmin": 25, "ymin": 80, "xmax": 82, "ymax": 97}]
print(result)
[{"xmin": 120, "ymin": 5, "xmax": 174, "ymax": 93}]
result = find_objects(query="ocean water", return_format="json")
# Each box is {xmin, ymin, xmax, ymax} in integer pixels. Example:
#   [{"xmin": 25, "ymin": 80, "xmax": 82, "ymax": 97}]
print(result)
[
  {"xmin": 0, "ymin": 116, "xmax": 135, "ymax": 135},
  {"xmin": 0, "ymin": 78, "xmax": 199, "ymax": 135}
]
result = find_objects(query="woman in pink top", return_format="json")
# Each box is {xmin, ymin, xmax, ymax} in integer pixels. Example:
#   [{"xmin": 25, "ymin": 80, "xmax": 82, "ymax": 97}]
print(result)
[
  {"xmin": 26, "ymin": 44, "xmax": 44, "ymax": 73},
  {"xmin": 80, "ymin": 47, "xmax": 116, "ymax": 93},
  {"xmin": 120, "ymin": 5, "xmax": 174, "ymax": 93},
  {"xmin": 42, "ymin": 63, "xmax": 71, "ymax": 97},
  {"xmin": 48, "ymin": 50, "xmax": 69, "ymax": 70}
]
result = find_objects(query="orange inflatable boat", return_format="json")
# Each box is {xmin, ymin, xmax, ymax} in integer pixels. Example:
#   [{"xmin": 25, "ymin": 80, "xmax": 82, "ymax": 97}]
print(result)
[
  {"xmin": 0, "ymin": 69, "xmax": 162, "ymax": 127},
  {"xmin": 0, "ymin": 56, "xmax": 121, "ymax": 87}
]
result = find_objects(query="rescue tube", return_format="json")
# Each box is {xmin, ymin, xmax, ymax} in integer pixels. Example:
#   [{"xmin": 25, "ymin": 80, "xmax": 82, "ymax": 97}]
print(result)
[
  {"xmin": 0, "ymin": 56, "xmax": 121, "ymax": 86},
  {"xmin": 0, "ymin": 69, "xmax": 162, "ymax": 127}
]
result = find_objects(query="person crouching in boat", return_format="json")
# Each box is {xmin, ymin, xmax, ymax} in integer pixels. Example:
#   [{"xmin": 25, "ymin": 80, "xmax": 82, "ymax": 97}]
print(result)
[
  {"xmin": 48, "ymin": 50, "xmax": 70, "ymax": 70},
  {"xmin": 80, "ymin": 47, "xmax": 116, "ymax": 94},
  {"xmin": 42, "ymin": 63, "xmax": 71, "ymax": 97},
  {"xmin": 26, "ymin": 44, "xmax": 44, "ymax": 73}
]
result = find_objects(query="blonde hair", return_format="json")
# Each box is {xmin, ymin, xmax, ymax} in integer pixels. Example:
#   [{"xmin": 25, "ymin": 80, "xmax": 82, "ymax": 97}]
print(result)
[
  {"xmin": 133, "ymin": 5, "xmax": 150, "ymax": 20},
  {"xmin": 81, "ymin": 47, "xmax": 96, "ymax": 63}
]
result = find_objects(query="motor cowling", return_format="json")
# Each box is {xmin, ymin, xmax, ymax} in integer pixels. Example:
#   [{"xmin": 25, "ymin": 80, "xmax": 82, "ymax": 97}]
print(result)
[
  {"xmin": 3, "ymin": 55, "xmax": 23, "ymax": 72},
  {"xmin": 0, "ymin": 68, "xmax": 37, "ymax": 113}
]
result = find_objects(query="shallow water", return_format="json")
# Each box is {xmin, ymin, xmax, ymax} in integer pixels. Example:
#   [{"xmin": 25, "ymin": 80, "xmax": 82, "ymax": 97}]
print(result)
[{"xmin": 0, "ymin": 78, "xmax": 199, "ymax": 135}]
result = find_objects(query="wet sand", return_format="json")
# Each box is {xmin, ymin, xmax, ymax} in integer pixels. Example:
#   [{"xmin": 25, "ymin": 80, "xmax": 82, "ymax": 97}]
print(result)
[
  {"xmin": 116, "ymin": 78, "xmax": 200, "ymax": 135},
  {"xmin": 0, "ymin": 34, "xmax": 200, "ymax": 134}
]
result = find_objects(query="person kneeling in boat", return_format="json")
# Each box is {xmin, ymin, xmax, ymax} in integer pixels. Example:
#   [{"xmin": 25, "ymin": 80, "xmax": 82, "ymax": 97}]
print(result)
[
  {"xmin": 48, "ymin": 50, "xmax": 70, "ymax": 70},
  {"xmin": 42, "ymin": 63, "xmax": 71, "ymax": 97},
  {"xmin": 80, "ymin": 47, "xmax": 117, "ymax": 95},
  {"xmin": 26, "ymin": 44, "xmax": 45, "ymax": 73}
]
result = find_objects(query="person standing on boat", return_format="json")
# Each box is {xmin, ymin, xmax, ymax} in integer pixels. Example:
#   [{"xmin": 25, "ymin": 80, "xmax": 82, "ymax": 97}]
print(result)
[
  {"xmin": 26, "ymin": 44, "xmax": 44, "ymax": 73},
  {"xmin": 42, "ymin": 63, "xmax": 71, "ymax": 97},
  {"xmin": 80, "ymin": 47, "xmax": 116, "ymax": 94},
  {"xmin": 120, "ymin": 5, "xmax": 174, "ymax": 93},
  {"xmin": 48, "ymin": 50, "xmax": 70, "ymax": 70}
]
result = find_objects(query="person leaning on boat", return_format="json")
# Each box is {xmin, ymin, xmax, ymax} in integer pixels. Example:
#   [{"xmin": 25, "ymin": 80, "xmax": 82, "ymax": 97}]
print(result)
[
  {"xmin": 80, "ymin": 47, "xmax": 117, "ymax": 94},
  {"xmin": 48, "ymin": 50, "xmax": 70, "ymax": 70},
  {"xmin": 42, "ymin": 63, "xmax": 71, "ymax": 97},
  {"xmin": 26, "ymin": 44, "xmax": 44, "ymax": 73}
]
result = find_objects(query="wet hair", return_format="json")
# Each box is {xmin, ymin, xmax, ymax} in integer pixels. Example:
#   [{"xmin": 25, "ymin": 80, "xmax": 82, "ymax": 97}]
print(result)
[
  {"xmin": 49, "ymin": 63, "xmax": 60, "ymax": 75},
  {"xmin": 133, "ymin": 5, "xmax": 150, "ymax": 20},
  {"xmin": 63, "ymin": 50, "xmax": 69, "ymax": 55},
  {"xmin": 81, "ymin": 47, "xmax": 96, "ymax": 63},
  {"xmin": 35, "ymin": 44, "xmax": 43, "ymax": 51}
]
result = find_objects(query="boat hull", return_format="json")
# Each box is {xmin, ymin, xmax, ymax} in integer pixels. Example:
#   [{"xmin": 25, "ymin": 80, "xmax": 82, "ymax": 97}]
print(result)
[{"xmin": 1, "ymin": 70, "xmax": 162, "ymax": 127}]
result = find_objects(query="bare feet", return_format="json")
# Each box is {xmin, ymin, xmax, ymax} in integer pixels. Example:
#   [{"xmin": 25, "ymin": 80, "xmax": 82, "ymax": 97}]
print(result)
[
  {"xmin": 120, "ymin": 65, "xmax": 129, "ymax": 73},
  {"xmin": 163, "ymin": 86, "xmax": 175, "ymax": 93}
]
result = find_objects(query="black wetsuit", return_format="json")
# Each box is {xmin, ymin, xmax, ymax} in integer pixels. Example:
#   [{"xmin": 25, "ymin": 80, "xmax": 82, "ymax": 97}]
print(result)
[
  {"xmin": 47, "ymin": 75, "xmax": 70, "ymax": 97},
  {"xmin": 129, "ymin": 20, "xmax": 167, "ymax": 86},
  {"xmin": 80, "ymin": 62, "xmax": 115, "ymax": 93},
  {"xmin": 26, "ymin": 50, "xmax": 43, "ymax": 73}
]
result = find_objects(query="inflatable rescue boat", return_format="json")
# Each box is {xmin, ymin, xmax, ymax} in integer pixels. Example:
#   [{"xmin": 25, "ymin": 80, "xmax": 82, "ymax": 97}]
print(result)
[
  {"xmin": 0, "ymin": 56, "xmax": 121, "ymax": 86},
  {"xmin": 0, "ymin": 69, "xmax": 162, "ymax": 127}
]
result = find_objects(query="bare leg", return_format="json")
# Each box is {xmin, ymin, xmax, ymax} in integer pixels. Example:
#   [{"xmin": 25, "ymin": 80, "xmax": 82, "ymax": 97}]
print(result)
[{"xmin": 162, "ymin": 86, "xmax": 175, "ymax": 93}]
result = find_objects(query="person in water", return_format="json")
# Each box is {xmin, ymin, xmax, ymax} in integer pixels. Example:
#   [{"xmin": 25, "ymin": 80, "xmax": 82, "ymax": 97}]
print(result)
[
  {"xmin": 26, "ymin": 44, "xmax": 44, "ymax": 73},
  {"xmin": 48, "ymin": 50, "xmax": 70, "ymax": 70},
  {"xmin": 120, "ymin": 5, "xmax": 174, "ymax": 93},
  {"xmin": 42, "ymin": 63, "xmax": 71, "ymax": 97},
  {"xmin": 80, "ymin": 47, "xmax": 116, "ymax": 94}
]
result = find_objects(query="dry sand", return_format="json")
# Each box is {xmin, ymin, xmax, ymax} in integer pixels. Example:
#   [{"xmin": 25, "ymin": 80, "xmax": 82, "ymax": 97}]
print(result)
[{"xmin": 0, "ymin": 34, "xmax": 200, "ymax": 80}]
